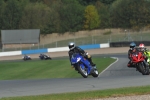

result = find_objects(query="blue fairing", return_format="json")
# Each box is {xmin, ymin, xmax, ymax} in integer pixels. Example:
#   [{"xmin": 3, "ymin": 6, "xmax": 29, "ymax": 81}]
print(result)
[{"xmin": 71, "ymin": 53, "xmax": 91, "ymax": 74}]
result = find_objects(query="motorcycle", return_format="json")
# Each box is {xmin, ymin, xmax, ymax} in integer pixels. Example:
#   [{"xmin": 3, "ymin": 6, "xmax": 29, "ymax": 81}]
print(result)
[
  {"xmin": 22, "ymin": 55, "xmax": 31, "ymax": 61},
  {"xmin": 71, "ymin": 53, "xmax": 99, "ymax": 78},
  {"xmin": 39, "ymin": 54, "xmax": 52, "ymax": 60},
  {"xmin": 131, "ymin": 51, "xmax": 149, "ymax": 75}
]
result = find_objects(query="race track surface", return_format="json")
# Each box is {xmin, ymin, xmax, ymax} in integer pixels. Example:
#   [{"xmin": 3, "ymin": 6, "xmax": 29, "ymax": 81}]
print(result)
[{"xmin": 0, "ymin": 47, "xmax": 150, "ymax": 98}]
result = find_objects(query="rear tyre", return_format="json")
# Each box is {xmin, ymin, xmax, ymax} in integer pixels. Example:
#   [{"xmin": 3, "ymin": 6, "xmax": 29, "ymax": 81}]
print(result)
[
  {"xmin": 139, "ymin": 62, "xmax": 149, "ymax": 75},
  {"xmin": 77, "ymin": 65, "xmax": 88, "ymax": 78}
]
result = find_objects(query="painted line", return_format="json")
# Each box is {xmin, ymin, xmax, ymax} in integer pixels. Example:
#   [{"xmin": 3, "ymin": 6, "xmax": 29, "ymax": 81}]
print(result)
[{"xmin": 98, "ymin": 57, "xmax": 119, "ymax": 77}]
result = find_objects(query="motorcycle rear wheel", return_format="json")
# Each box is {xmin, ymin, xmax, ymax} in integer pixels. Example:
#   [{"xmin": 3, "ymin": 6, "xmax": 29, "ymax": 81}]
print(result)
[
  {"xmin": 139, "ymin": 62, "xmax": 149, "ymax": 75},
  {"xmin": 77, "ymin": 65, "xmax": 88, "ymax": 78}
]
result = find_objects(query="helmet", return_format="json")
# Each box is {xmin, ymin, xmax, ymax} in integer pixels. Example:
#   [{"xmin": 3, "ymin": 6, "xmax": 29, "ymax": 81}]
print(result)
[
  {"xmin": 130, "ymin": 42, "xmax": 136, "ymax": 50},
  {"xmin": 68, "ymin": 42, "xmax": 75, "ymax": 50},
  {"xmin": 139, "ymin": 43, "xmax": 145, "ymax": 51}
]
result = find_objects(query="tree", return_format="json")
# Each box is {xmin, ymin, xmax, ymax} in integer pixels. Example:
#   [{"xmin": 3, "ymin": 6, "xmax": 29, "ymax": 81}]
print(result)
[
  {"xmin": 2, "ymin": 0, "xmax": 22, "ymax": 29},
  {"xmin": 110, "ymin": 0, "xmax": 132, "ymax": 28},
  {"xmin": 29, "ymin": 0, "xmax": 43, "ymax": 3},
  {"xmin": 77, "ymin": 0, "xmax": 97, "ymax": 6},
  {"xmin": 95, "ymin": 1, "xmax": 110, "ymax": 28},
  {"xmin": 19, "ymin": 2, "xmax": 50, "ymax": 31},
  {"xmin": 99, "ymin": 0, "xmax": 116, "ymax": 5},
  {"xmin": 84, "ymin": 5, "xmax": 100, "ymax": 30},
  {"xmin": 129, "ymin": 0, "xmax": 150, "ymax": 30},
  {"xmin": 110, "ymin": 0, "xmax": 150, "ymax": 30},
  {"xmin": 42, "ymin": 0, "xmax": 62, "ymax": 34},
  {"xmin": 0, "ymin": 0, "xmax": 5, "ymax": 29},
  {"xmin": 57, "ymin": 0, "xmax": 85, "ymax": 33}
]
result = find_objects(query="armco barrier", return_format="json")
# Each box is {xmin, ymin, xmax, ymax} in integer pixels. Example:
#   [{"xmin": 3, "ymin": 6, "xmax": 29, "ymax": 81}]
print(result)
[{"xmin": 0, "ymin": 43, "xmax": 110, "ymax": 57}]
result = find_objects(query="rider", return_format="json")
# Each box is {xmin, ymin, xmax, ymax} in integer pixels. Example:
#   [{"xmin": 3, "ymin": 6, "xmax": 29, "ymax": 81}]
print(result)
[
  {"xmin": 68, "ymin": 42, "xmax": 96, "ymax": 67},
  {"xmin": 138, "ymin": 43, "xmax": 148, "ymax": 53},
  {"xmin": 127, "ymin": 42, "xmax": 137, "ymax": 67},
  {"xmin": 138, "ymin": 43, "xmax": 148, "ymax": 61},
  {"xmin": 40, "ymin": 53, "xmax": 45, "ymax": 58}
]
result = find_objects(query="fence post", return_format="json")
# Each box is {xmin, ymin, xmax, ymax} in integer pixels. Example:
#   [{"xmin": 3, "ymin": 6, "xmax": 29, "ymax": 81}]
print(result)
[
  {"xmin": 2, "ymin": 44, "xmax": 4, "ymax": 52},
  {"xmin": 109, "ymin": 35, "xmax": 111, "ymax": 42},
  {"xmin": 92, "ymin": 35, "xmax": 93, "ymax": 44},
  {"xmin": 56, "ymin": 41, "xmax": 57, "ymax": 47}
]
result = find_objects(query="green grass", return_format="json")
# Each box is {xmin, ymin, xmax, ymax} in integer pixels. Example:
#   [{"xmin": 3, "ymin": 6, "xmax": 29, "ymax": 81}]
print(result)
[
  {"xmin": 0, "ymin": 57, "xmax": 115, "ymax": 80},
  {"xmin": 1, "ymin": 85, "xmax": 150, "ymax": 100},
  {"xmin": 1, "ymin": 57, "xmax": 150, "ymax": 100}
]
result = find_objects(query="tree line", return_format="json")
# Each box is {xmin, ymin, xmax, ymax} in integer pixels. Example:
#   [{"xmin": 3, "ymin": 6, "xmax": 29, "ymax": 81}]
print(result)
[{"xmin": 0, "ymin": 0, "xmax": 150, "ymax": 34}]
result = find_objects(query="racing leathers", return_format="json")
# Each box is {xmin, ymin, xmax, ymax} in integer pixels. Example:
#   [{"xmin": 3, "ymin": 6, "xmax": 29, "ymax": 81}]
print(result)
[
  {"xmin": 127, "ymin": 48, "xmax": 137, "ymax": 67},
  {"xmin": 138, "ymin": 48, "xmax": 148, "ymax": 62},
  {"xmin": 68, "ymin": 46, "xmax": 95, "ymax": 66}
]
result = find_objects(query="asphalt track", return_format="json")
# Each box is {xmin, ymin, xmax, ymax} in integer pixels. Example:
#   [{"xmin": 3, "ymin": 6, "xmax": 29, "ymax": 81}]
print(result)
[{"xmin": 0, "ymin": 48, "xmax": 150, "ymax": 98}]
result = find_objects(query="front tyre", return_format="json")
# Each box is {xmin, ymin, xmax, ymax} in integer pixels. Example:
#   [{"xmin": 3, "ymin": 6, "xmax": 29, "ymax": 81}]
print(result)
[
  {"xmin": 91, "ymin": 69, "xmax": 99, "ymax": 77},
  {"xmin": 23, "ymin": 58, "xmax": 26, "ymax": 61},
  {"xmin": 77, "ymin": 65, "xmax": 88, "ymax": 78}
]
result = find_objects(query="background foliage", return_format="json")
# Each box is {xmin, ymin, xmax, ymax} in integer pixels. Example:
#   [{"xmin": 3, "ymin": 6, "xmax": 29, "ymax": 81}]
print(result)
[{"xmin": 0, "ymin": 0, "xmax": 150, "ymax": 34}]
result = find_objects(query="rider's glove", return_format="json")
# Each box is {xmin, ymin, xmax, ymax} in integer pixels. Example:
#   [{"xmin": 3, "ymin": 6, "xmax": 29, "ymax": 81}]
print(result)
[
  {"xmin": 83, "ymin": 52, "xmax": 88, "ymax": 57},
  {"xmin": 82, "ymin": 53, "xmax": 86, "ymax": 57}
]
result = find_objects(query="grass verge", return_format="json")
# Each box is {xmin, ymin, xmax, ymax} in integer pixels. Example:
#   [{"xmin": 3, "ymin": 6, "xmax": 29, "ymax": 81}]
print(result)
[
  {"xmin": 0, "ymin": 57, "xmax": 115, "ymax": 80},
  {"xmin": 1, "ymin": 85, "xmax": 150, "ymax": 100},
  {"xmin": 1, "ymin": 57, "xmax": 150, "ymax": 100}
]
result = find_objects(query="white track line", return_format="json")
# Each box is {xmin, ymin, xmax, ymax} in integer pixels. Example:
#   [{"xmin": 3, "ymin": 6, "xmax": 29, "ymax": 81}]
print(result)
[{"xmin": 98, "ymin": 57, "xmax": 119, "ymax": 77}]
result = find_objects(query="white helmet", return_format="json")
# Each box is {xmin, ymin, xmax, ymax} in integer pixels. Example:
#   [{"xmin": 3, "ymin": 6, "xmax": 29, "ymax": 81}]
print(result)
[
  {"xmin": 68, "ymin": 42, "xmax": 75, "ymax": 50},
  {"xmin": 139, "ymin": 43, "xmax": 145, "ymax": 51}
]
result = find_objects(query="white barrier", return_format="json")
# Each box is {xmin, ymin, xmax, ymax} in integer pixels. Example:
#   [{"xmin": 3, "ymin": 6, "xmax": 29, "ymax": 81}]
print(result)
[
  {"xmin": 48, "ymin": 47, "xmax": 69, "ymax": 52},
  {"xmin": 0, "ymin": 51, "xmax": 21, "ymax": 57},
  {"xmin": 0, "ymin": 43, "xmax": 110, "ymax": 57},
  {"xmin": 100, "ymin": 43, "xmax": 110, "ymax": 48}
]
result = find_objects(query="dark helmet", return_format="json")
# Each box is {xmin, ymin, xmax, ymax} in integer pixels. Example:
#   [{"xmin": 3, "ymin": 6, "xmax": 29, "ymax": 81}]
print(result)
[
  {"xmin": 68, "ymin": 42, "xmax": 75, "ymax": 50},
  {"xmin": 130, "ymin": 42, "xmax": 136, "ymax": 50}
]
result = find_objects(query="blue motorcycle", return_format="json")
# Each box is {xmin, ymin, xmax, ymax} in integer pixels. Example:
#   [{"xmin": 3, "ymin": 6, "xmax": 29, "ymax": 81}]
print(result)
[
  {"xmin": 22, "ymin": 55, "xmax": 31, "ymax": 61},
  {"xmin": 39, "ymin": 54, "xmax": 52, "ymax": 60},
  {"xmin": 71, "ymin": 53, "xmax": 99, "ymax": 78}
]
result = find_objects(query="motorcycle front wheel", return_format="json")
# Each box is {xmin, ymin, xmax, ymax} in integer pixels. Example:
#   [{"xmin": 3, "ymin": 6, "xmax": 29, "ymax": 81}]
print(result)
[{"xmin": 91, "ymin": 69, "xmax": 99, "ymax": 77}]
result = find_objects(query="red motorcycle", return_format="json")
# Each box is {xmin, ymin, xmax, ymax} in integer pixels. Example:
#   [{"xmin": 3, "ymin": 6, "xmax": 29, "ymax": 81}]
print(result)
[{"xmin": 131, "ymin": 51, "xmax": 150, "ymax": 75}]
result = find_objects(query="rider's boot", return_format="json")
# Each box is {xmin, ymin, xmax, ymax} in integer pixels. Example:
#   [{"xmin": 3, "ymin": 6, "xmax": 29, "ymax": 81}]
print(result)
[
  {"xmin": 127, "ymin": 61, "xmax": 133, "ymax": 68},
  {"xmin": 127, "ymin": 64, "xmax": 130, "ymax": 67},
  {"xmin": 88, "ymin": 58, "xmax": 96, "ymax": 66}
]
